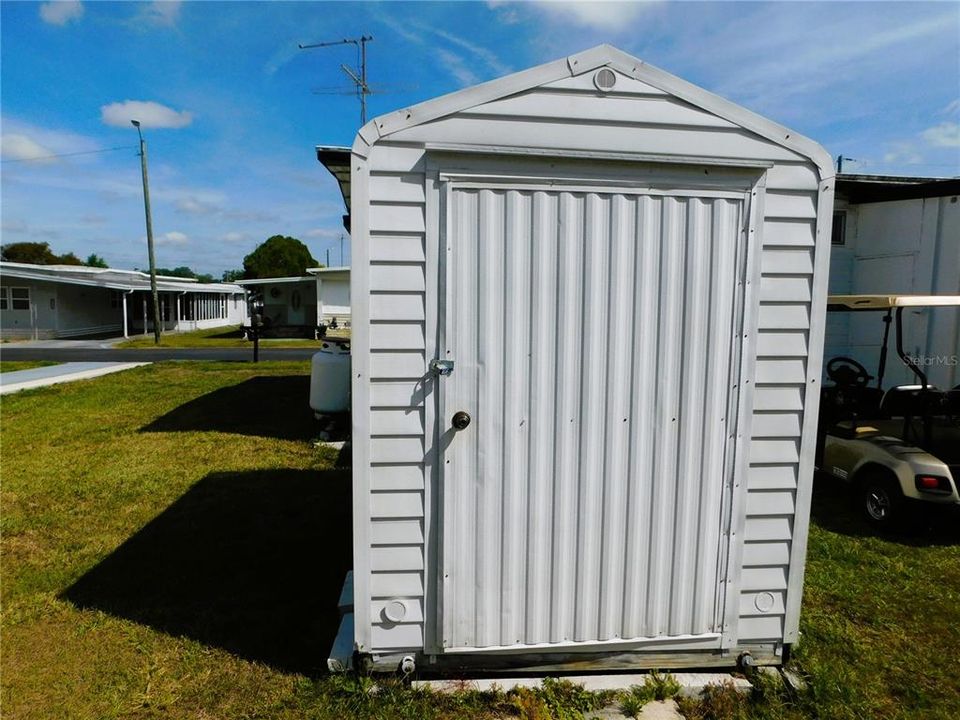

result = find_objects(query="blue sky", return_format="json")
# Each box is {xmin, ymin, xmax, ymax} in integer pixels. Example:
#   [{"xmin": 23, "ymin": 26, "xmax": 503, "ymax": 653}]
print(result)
[{"xmin": 2, "ymin": 1, "xmax": 958, "ymax": 276}]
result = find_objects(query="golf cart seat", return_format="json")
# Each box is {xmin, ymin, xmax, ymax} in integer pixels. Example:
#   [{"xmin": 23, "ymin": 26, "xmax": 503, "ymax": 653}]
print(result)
[{"xmin": 879, "ymin": 385, "xmax": 943, "ymax": 417}]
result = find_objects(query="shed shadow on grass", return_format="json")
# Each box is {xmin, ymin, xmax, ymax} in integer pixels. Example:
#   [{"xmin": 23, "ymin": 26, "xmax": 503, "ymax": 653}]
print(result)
[
  {"xmin": 61, "ymin": 468, "xmax": 351, "ymax": 676},
  {"xmin": 811, "ymin": 472, "xmax": 960, "ymax": 547},
  {"xmin": 141, "ymin": 376, "xmax": 315, "ymax": 441}
]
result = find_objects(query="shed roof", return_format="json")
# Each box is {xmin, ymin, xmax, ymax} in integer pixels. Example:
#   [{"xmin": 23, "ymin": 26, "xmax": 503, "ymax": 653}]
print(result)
[
  {"xmin": 348, "ymin": 44, "xmax": 833, "ymax": 177},
  {"xmin": 0, "ymin": 262, "xmax": 243, "ymax": 294},
  {"xmin": 836, "ymin": 174, "xmax": 960, "ymax": 203}
]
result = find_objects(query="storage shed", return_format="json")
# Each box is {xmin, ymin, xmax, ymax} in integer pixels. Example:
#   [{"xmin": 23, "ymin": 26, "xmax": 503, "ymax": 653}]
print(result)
[{"xmin": 333, "ymin": 45, "xmax": 835, "ymax": 673}]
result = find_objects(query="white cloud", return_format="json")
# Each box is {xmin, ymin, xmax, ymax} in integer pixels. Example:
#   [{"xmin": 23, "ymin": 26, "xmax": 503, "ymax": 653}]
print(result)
[
  {"xmin": 436, "ymin": 49, "xmax": 481, "ymax": 87},
  {"xmin": 883, "ymin": 142, "xmax": 924, "ymax": 166},
  {"xmin": 220, "ymin": 231, "xmax": 248, "ymax": 242},
  {"xmin": 175, "ymin": 196, "xmax": 220, "ymax": 215},
  {"xmin": 305, "ymin": 228, "xmax": 341, "ymax": 239},
  {"xmin": 529, "ymin": 0, "xmax": 659, "ymax": 31},
  {"xmin": 156, "ymin": 231, "xmax": 189, "ymax": 246},
  {"xmin": 1, "ymin": 134, "xmax": 57, "ymax": 163},
  {"xmin": 943, "ymin": 99, "xmax": 960, "ymax": 116},
  {"xmin": 139, "ymin": 1, "xmax": 181, "ymax": 27},
  {"xmin": 101, "ymin": 100, "xmax": 193, "ymax": 129},
  {"xmin": 922, "ymin": 121, "xmax": 960, "ymax": 148},
  {"xmin": 39, "ymin": 1, "xmax": 84, "ymax": 26},
  {"xmin": 427, "ymin": 26, "xmax": 512, "ymax": 76}
]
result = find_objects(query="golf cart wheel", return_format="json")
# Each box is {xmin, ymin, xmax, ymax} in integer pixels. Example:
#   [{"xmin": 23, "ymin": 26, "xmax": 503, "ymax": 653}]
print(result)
[{"xmin": 860, "ymin": 472, "xmax": 904, "ymax": 529}]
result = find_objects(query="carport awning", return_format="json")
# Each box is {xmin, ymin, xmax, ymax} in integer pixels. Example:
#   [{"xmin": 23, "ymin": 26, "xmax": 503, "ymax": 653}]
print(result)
[{"xmin": 316, "ymin": 145, "xmax": 351, "ymax": 233}]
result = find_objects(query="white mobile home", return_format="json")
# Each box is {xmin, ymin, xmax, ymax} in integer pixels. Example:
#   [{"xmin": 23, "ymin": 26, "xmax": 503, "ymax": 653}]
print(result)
[
  {"xmin": 0, "ymin": 262, "xmax": 246, "ymax": 340},
  {"xmin": 237, "ymin": 267, "xmax": 351, "ymax": 333},
  {"xmin": 827, "ymin": 176, "xmax": 959, "ymax": 389},
  {"xmin": 333, "ymin": 45, "xmax": 835, "ymax": 673}
]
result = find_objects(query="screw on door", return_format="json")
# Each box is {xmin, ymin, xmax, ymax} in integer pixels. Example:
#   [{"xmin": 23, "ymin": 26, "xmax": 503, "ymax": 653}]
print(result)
[{"xmin": 452, "ymin": 411, "xmax": 471, "ymax": 430}]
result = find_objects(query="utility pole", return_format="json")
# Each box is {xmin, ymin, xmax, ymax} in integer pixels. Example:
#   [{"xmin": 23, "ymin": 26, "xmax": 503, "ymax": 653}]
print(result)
[
  {"xmin": 836, "ymin": 155, "xmax": 856, "ymax": 173},
  {"xmin": 326, "ymin": 248, "xmax": 330, "ymax": 267},
  {"xmin": 340, "ymin": 233, "xmax": 344, "ymax": 267},
  {"xmin": 131, "ymin": 120, "xmax": 161, "ymax": 344},
  {"xmin": 299, "ymin": 35, "xmax": 373, "ymax": 125}
]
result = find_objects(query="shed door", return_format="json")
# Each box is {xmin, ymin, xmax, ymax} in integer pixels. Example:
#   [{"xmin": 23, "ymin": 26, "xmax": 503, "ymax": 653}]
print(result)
[{"xmin": 438, "ymin": 181, "xmax": 747, "ymax": 652}]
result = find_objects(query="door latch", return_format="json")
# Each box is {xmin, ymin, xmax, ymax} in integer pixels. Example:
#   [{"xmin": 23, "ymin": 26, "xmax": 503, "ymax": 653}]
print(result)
[{"xmin": 430, "ymin": 359, "xmax": 455, "ymax": 376}]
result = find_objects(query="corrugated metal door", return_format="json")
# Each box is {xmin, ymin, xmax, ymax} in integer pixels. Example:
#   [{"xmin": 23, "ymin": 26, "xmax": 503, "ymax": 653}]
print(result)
[{"xmin": 438, "ymin": 179, "xmax": 747, "ymax": 652}]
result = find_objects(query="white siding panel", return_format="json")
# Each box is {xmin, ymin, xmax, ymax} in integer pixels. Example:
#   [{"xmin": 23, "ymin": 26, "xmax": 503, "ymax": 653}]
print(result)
[
  {"xmin": 742, "ymin": 567, "xmax": 788, "ymax": 591},
  {"xmin": 371, "ymin": 598, "xmax": 425, "ymax": 624},
  {"xmin": 369, "ymin": 235, "xmax": 426, "ymax": 263},
  {"xmin": 370, "ymin": 623, "xmax": 424, "ymax": 649},
  {"xmin": 763, "ymin": 219, "xmax": 816, "ymax": 246},
  {"xmin": 739, "ymin": 591, "xmax": 786, "ymax": 617},
  {"xmin": 745, "ymin": 516, "xmax": 792, "ymax": 542},
  {"xmin": 757, "ymin": 331, "xmax": 807, "ymax": 358},
  {"xmin": 764, "ymin": 191, "xmax": 817, "ymax": 219},
  {"xmin": 762, "ymin": 248, "xmax": 814, "ymax": 275},
  {"xmin": 371, "ymin": 408, "xmax": 425, "ymax": 435},
  {"xmin": 370, "ymin": 263, "xmax": 425, "ymax": 292},
  {"xmin": 742, "ymin": 541, "xmax": 791, "ymax": 567},
  {"xmin": 370, "ymin": 351, "xmax": 426, "ymax": 379},
  {"xmin": 751, "ymin": 412, "xmax": 802, "ymax": 438},
  {"xmin": 367, "ymin": 143, "xmax": 426, "ymax": 172},
  {"xmin": 739, "ymin": 615, "xmax": 784, "ymax": 640},
  {"xmin": 370, "ymin": 464, "xmax": 425, "ymax": 491},
  {"xmin": 394, "ymin": 117, "xmax": 806, "ymax": 163},
  {"xmin": 369, "ymin": 174, "xmax": 426, "ymax": 204},
  {"xmin": 371, "ymin": 571, "xmax": 423, "ymax": 597},
  {"xmin": 746, "ymin": 489, "xmax": 796, "ymax": 516},
  {"xmin": 750, "ymin": 440, "xmax": 800, "ymax": 465},
  {"xmin": 370, "ymin": 519, "xmax": 423, "ymax": 545},
  {"xmin": 370, "ymin": 322, "xmax": 426, "ymax": 350},
  {"xmin": 747, "ymin": 465, "xmax": 798, "ymax": 490},
  {"xmin": 760, "ymin": 276, "xmax": 811, "ymax": 302},
  {"xmin": 369, "ymin": 203, "xmax": 425, "ymax": 233},
  {"xmin": 370, "ymin": 545, "xmax": 424, "ymax": 572},
  {"xmin": 370, "ymin": 293, "xmax": 425, "ymax": 322},
  {"xmin": 764, "ymin": 164, "xmax": 820, "ymax": 192},
  {"xmin": 370, "ymin": 437, "xmax": 425, "ymax": 465},
  {"xmin": 758, "ymin": 303, "xmax": 809, "ymax": 330},
  {"xmin": 542, "ymin": 71, "xmax": 668, "ymax": 95},
  {"xmin": 369, "ymin": 381, "xmax": 426, "ymax": 408},
  {"xmin": 755, "ymin": 358, "xmax": 806, "ymax": 384},
  {"xmin": 754, "ymin": 385, "xmax": 804, "ymax": 411},
  {"xmin": 371, "ymin": 490, "xmax": 424, "ymax": 518},
  {"xmin": 470, "ymin": 93, "xmax": 739, "ymax": 129}
]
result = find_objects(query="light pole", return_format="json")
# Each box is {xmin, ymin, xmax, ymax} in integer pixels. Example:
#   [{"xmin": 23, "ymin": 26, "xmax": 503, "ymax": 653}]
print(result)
[{"xmin": 132, "ymin": 120, "xmax": 161, "ymax": 344}]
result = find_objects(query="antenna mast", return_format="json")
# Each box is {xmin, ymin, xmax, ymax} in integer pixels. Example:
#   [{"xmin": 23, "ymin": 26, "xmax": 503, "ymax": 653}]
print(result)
[{"xmin": 299, "ymin": 35, "xmax": 374, "ymax": 125}]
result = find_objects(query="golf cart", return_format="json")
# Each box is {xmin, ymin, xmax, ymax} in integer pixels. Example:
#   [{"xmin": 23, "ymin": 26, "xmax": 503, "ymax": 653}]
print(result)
[{"xmin": 818, "ymin": 294, "xmax": 960, "ymax": 528}]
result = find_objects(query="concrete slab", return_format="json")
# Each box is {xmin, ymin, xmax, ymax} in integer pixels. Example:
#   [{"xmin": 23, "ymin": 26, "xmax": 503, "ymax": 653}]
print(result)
[
  {"xmin": 0, "ymin": 362, "xmax": 150, "ymax": 394},
  {"xmin": 414, "ymin": 672, "xmax": 750, "ymax": 698},
  {"xmin": 636, "ymin": 700, "xmax": 684, "ymax": 719}
]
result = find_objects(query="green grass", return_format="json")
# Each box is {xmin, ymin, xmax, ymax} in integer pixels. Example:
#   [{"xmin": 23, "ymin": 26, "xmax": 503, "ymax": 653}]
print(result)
[
  {"xmin": 114, "ymin": 325, "xmax": 350, "ymax": 349},
  {"xmin": 0, "ymin": 360, "xmax": 59, "ymax": 373},
  {"xmin": 2, "ymin": 363, "xmax": 959, "ymax": 719}
]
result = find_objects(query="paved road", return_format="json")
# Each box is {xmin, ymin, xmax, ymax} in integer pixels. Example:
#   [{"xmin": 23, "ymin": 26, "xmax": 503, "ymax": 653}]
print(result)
[{"xmin": 0, "ymin": 347, "xmax": 317, "ymax": 362}]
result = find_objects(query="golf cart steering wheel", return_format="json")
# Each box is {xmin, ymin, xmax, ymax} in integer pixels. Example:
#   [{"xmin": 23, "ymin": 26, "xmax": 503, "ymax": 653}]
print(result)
[{"xmin": 827, "ymin": 356, "xmax": 871, "ymax": 388}]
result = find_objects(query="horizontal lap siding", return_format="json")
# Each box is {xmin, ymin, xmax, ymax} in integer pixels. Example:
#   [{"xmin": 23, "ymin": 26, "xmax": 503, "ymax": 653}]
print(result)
[
  {"xmin": 365, "ymin": 144, "xmax": 429, "ymax": 651},
  {"xmin": 362, "ymin": 77, "xmax": 823, "ymax": 653},
  {"xmin": 741, "ymin": 183, "xmax": 818, "ymax": 642}
]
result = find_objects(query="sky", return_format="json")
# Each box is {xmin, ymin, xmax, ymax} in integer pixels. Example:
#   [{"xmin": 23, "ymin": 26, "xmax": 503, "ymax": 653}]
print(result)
[{"xmin": 1, "ymin": 1, "xmax": 958, "ymax": 277}]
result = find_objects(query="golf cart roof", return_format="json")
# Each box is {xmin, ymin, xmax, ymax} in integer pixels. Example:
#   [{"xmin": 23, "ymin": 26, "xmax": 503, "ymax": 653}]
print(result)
[{"xmin": 827, "ymin": 294, "xmax": 960, "ymax": 311}]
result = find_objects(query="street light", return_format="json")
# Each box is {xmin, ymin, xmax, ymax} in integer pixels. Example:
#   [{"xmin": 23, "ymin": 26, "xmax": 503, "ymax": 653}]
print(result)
[{"xmin": 132, "ymin": 119, "xmax": 161, "ymax": 344}]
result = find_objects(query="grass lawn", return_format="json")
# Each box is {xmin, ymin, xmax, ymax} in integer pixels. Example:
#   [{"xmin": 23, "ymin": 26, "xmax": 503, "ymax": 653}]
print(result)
[
  {"xmin": 0, "ymin": 360, "xmax": 60, "ymax": 373},
  {"xmin": 114, "ymin": 325, "xmax": 350, "ymax": 349},
  {"xmin": 2, "ymin": 362, "xmax": 959, "ymax": 719}
]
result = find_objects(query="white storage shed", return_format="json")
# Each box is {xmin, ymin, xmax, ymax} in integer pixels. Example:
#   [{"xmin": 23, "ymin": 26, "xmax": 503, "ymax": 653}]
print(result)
[{"xmin": 336, "ymin": 45, "xmax": 835, "ymax": 673}]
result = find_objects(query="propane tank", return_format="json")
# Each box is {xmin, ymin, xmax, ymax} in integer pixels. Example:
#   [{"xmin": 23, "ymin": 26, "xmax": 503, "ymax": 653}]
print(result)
[{"xmin": 310, "ymin": 339, "xmax": 351, "ymax": 414}]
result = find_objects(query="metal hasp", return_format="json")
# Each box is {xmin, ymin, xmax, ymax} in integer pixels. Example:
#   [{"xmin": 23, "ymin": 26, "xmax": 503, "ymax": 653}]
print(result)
[{"xmin": 430, "ymin": 358, "xmax": 455, "ymax": 376}]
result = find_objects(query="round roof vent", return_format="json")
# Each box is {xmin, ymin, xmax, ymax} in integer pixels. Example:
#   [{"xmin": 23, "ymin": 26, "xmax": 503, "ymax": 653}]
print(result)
[{"xmin": 593, "ymin": 68, "xmax": 617, "ymax": 92}]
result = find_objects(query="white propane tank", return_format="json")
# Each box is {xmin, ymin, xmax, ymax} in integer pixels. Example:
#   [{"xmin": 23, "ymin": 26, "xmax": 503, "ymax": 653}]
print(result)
[{"xmin": 310, "ymin": 339, "xmax": 351, "ymax": 414}]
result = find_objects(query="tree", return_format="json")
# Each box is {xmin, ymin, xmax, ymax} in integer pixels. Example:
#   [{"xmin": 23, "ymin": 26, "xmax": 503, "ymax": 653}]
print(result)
[
  {"xmin": 1, "ymin": 242, "xmax": 60, "ymax": 265},
  {"xmin": 221, "ymin": 268, "xmax": 245, "ymax": 282},
  {"xmin": 154, "ymin": 266, "xmax": 197, "ymax": 279},
  {"xmin": 242, "ymin": 235, "xmax": 317, "ymax": 279},
  {"xmin": 195, "ymin": 273, "xmax": 214, "ymax": 283},
  {"xmin": 59, "ymin": 252, "xmax": 84, "ymax": 266},
  {"xmin": 86, "ymin": 254, "xmax": 109, "ymax": 268}
]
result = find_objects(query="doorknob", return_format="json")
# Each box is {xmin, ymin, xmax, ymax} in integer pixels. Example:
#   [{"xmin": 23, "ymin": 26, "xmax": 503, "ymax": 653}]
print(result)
[{"xmin": 452, "ymin": 411, "xmax": 471, "ymax": 430}]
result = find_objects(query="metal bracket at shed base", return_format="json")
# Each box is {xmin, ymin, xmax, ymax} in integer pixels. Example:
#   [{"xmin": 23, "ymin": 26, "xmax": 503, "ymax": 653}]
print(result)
[{"xmin": 430, "ymin": 359, "xmax": 455, "ymax": 376}]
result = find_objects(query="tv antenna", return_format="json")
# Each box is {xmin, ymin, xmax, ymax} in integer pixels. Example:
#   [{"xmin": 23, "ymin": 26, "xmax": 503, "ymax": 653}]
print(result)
[{"xmin": 299, "ymin": 35, "xmax": 374, "ymax": 125}]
